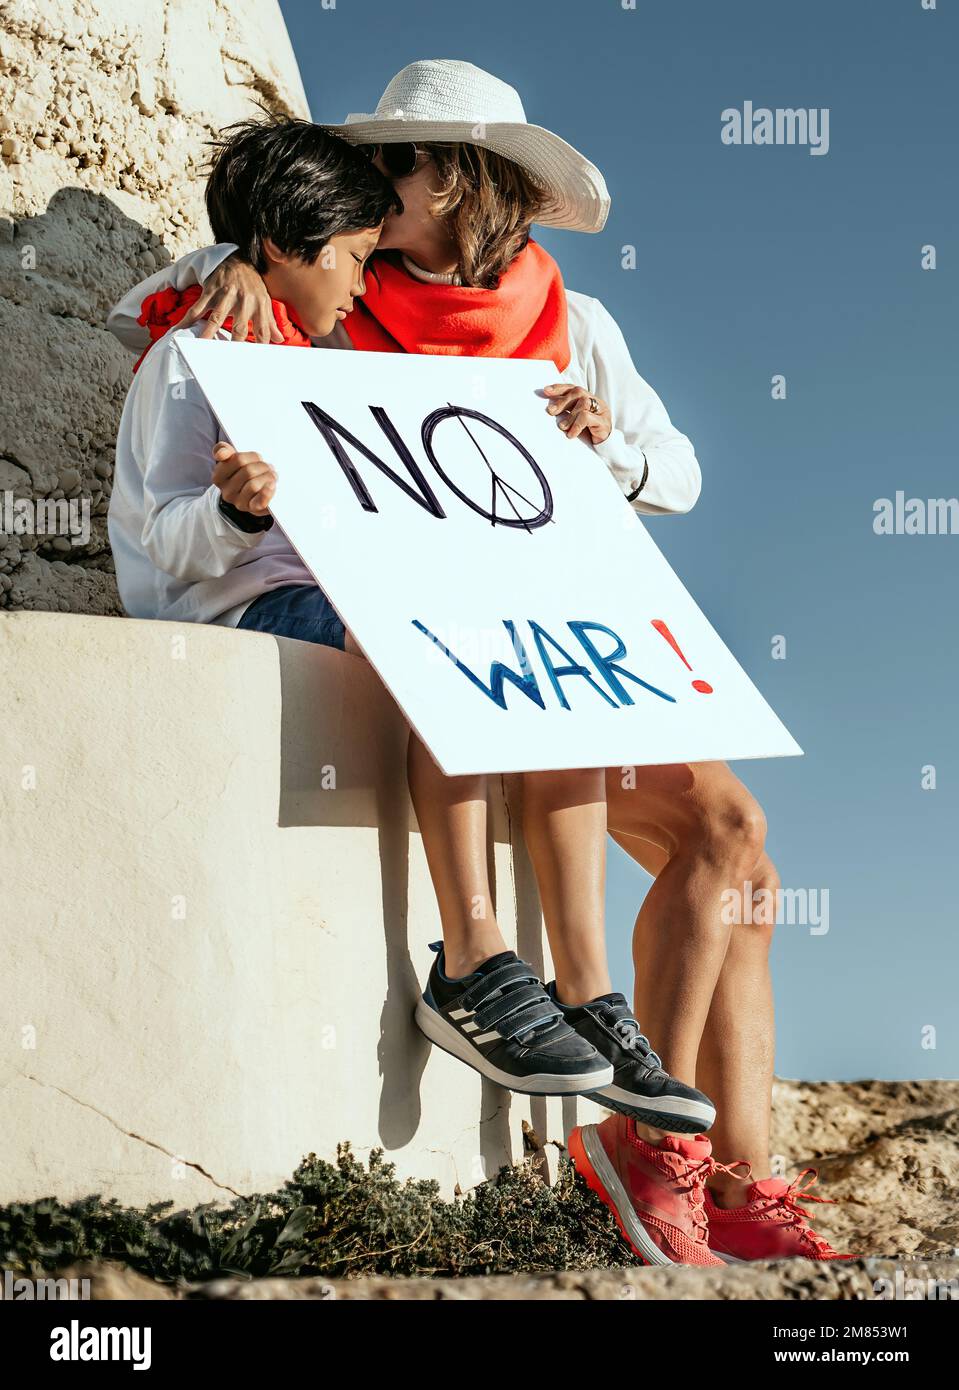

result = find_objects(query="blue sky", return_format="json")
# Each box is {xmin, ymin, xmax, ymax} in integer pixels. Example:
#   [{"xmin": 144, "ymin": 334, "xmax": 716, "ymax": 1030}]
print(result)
[{"xmin": 279, "ymin": 0, "xmax": 957, "ymax": 1080}]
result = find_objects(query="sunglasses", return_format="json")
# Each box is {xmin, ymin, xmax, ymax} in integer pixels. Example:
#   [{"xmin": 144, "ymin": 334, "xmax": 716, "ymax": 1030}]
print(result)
[{"xmin": 356, "ymin": 142, "xmax": 425, "ymax": 179}]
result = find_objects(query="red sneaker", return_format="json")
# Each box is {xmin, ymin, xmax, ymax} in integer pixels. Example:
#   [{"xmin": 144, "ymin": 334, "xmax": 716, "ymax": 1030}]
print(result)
[
  {"xmin": 568, "ymin": 1114, "xmax": 748, "ymax": 1266},
  {"xmin": 705, "ymin": 1169, "xmax": 854, "ymax": 1262}
]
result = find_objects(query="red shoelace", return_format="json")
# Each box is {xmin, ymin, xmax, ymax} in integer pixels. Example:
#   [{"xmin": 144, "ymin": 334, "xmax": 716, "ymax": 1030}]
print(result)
[
  {"xmin": 774, "ymin": 1168, "xmax": 843, "ymax": 1255},
  {"xmin": 678, "ymin": 1155, "xmax": 753, "ymax": 1243}
]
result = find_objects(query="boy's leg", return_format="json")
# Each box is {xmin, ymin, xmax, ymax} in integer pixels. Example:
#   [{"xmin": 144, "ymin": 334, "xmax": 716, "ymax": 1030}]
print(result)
[
  {"xmin": 351, "ymin": 627, "xmax": 512, "ymax": 975},
  {"xmin": 406, "ymin": 730, "xmax": 508, "ymax": 976},
  {"xmin": 406, "ymin": 733, "xmax": 612, "ymax": 1094},
  {"xmin": 519, "ymin": 768, "xmax": 611, "ymax": 1004},
  {"xmin": 522, "ymin": 767, "xmax": 716, "ymax": 1141}
]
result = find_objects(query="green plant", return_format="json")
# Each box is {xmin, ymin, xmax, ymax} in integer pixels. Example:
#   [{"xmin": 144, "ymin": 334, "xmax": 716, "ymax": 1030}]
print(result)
[{"xmin": 0, "ymin": 1144, "xmax": 631, "ymax": 1286}]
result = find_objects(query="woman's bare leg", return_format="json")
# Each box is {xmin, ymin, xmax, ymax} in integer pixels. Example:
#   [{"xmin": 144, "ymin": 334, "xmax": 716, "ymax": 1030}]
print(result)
[
  {"xmin": 520, "ymin": 768, "xmax": 611, "ymax": 1005},
  {"xmin": 694, "ymin": 852, "xmax": 777, "ymax": 1202},
  {"xmin": 607, "ymin": 763, "xmax": 759, "ymax": 1082},
  {"xmin": 606, "ymin": 761, "xmax": 776, "ymax": 1188}
]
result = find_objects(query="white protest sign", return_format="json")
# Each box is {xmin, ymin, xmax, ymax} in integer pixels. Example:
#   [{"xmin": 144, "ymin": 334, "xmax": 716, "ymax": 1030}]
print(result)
[{"xmin": 178, "ymin": 339, "xmax": 801, "ymax": 775}]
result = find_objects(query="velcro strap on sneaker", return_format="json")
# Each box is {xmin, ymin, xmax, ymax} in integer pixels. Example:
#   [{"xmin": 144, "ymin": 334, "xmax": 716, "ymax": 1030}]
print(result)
[
  {"xmin": 460, "ymin": 959, "xmax": 538, "ymax": 1011},
  {"xmin": 498, "ymin": 1003, "xmax": 569, "ymax": 1042},
  {"xmin": 472, "ymin": 982, "xmax": 552, "ymax": 1031}
]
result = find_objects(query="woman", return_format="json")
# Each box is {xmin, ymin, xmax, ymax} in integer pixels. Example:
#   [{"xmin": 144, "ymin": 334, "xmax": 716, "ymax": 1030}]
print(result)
[{"xmin": 107, "ymin": 60, "xmax": 847, "ymax": 1265}]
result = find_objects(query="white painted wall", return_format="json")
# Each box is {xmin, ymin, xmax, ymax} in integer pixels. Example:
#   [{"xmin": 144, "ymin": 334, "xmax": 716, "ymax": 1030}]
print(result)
[{"xmin": 0, "ymin": 612, "xmax": 604, "ymax": 1206}]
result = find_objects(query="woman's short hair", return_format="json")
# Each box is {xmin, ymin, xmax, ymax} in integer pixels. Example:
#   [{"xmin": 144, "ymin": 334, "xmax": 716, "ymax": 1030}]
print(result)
[
  {"xmin": 205, "ymin": 115, "xmax": 402, "ymax": 272},
  {"xmin": 423, "ymin": 143, "xmax": 553, "ymax": 289}
]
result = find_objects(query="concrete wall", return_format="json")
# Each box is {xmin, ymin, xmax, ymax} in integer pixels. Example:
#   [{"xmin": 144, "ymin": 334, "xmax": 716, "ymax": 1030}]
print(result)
[{"xmin": 0, "ymin": 611, "xmax": 604, "ymax": 1207}]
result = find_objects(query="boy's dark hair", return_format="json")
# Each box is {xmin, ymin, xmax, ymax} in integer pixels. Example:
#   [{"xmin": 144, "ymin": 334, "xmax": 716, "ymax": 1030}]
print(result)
[{"xmin": 205, "ymin": 115, "xmax": 402, "ymax": 272}]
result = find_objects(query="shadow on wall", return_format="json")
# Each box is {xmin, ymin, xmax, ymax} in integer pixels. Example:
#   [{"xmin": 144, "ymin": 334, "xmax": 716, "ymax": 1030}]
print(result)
[
  {"xmin": 0, "ymin": 187, "xmax": 172, "ymax": 615},
  {"xmin": 267, "ymin": 633, "xmax": 547, "ymax": 1159}
]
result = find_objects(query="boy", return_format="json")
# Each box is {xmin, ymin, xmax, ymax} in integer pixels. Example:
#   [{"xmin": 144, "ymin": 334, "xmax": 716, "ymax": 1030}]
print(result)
[{"xmin": 108, "ymin": 118, "xmax": 398, "ymax": 633}]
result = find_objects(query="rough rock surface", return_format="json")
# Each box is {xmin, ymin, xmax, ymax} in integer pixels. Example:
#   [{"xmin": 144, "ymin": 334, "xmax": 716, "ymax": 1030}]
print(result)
[
  {"xmin": 59, "ymin": 1256, "xmax": 959, "ymax": 1302},
  {"xmin": 0, "ymin": 0, "xmax": 308, "ymax": 613},
  {"xmin": 62, "ymin": 1079, "xmax": 959, "ymax": 1300},
  {"xmin": 769, "ymin": 1079, "xmax": 959, "ymax": 1259}
]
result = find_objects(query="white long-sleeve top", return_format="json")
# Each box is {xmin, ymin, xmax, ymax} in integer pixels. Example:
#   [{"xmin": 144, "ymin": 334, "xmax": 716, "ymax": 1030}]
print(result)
[
  {"xmin": 107, "ymin": 243, "xmax": 702, "ymax": 523},
  {"xmin": 107, "ymin": 321, "xmax": 315, "ymax": 626}
]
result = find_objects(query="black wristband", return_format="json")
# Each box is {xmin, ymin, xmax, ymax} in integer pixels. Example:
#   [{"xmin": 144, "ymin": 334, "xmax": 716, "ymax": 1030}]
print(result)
[
  {"xmin": 217, "ymin": 494, "xmax": 274, "ymax": 533},
  {"xmin": 625, "ymin": 454, "xmax": 649, "ymax": 503}
]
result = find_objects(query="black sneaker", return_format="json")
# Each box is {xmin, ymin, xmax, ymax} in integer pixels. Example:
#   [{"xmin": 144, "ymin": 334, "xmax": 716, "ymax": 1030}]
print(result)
[
  {"xmin": 415, "ymin": 943, "xmax": 614, "ymax": 1096},
  {"xmin": 547, "ymin": 985, "xmax": 716, "ymax": 1133}
]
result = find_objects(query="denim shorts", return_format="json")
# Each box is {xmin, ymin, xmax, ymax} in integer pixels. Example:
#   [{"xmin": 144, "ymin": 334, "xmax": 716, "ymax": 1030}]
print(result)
[{"xmin": 237, "ymin": 582, "xmax": 346, "ymax": 651}]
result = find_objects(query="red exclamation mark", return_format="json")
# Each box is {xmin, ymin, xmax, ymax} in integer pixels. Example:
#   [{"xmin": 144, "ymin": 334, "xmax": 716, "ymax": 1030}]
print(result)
[{"xmin": 651, "ymin": 620, "xmax": 713, "ymax": 693}]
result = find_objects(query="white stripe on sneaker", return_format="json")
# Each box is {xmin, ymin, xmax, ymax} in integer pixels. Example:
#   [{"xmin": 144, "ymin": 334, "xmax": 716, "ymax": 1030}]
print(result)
[{"xmin": 415, "ymin": 998, "xmax": 613, "ymax": 1095}]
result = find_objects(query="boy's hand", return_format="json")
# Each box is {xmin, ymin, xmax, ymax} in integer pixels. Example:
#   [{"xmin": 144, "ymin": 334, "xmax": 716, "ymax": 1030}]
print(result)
[
  {"xmin": 212, "ymin": 443, "xmax": 276, "ymax": 516},
  {"xmin": 181, "ymin": 254, "xmax": 283, "ymax": 344}
]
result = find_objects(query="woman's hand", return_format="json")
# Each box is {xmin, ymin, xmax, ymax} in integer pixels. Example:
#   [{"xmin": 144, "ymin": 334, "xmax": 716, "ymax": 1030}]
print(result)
[
  {"xmin": 543, "ymin": 383, "xmax": 613, "ymax": 445},
  {"xmin": 180, "ymin": 254, "xmax": 283, "ymax": 344}
]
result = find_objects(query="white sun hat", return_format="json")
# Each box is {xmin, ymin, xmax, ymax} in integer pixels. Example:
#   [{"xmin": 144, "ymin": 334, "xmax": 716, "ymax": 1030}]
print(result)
[{"xmin": 323, "ymin": 58, "xmax": 610, "ymax": 234}]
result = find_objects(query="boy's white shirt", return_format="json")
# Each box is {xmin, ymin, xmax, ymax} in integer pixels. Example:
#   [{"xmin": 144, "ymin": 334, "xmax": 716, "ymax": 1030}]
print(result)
[
  {"xmin": 107, "ymin": 244, "xmax": 702, "ymax": 627},
  {"xmin": 108, "ymin": 320, "xmax": 314, "ymax": 627}
]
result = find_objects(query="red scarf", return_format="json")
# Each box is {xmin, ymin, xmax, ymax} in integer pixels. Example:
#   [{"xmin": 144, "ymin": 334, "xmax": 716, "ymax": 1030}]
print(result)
[
  {"xmin": 343, "ymin": 239, "xmax": 571, "ymax": 371},
  {"xmin": 133, "ymin": 284, "xmax": 311, "ymax": 372}
]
